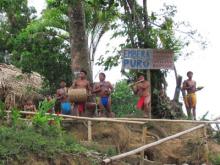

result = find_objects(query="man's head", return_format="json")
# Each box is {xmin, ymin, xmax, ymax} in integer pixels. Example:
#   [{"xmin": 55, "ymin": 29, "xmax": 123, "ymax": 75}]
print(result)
[
  {"xmin": 187, "ymin": 71, "xmax": 193, "ymax": 79},
  {"xmin": 99, "ymin": 72, "xmax": 106, "ymax": 81},
  {"xmin": 138, "ymin": 75, "xmax": 145, "ymax": 81},
  {"xmin": 60, "ymin": 80, "xmax": 66, "ymax": 88},
  {"xmin": 79, "ymin": 69, "xmax": 87, "ymax": 79},
  {"xmin": 26, "ymin": 98, "xmax": 33, "ymax": 106}
]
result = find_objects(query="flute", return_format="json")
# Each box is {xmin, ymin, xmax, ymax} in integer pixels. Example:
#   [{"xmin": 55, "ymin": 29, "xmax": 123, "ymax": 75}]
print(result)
[{"xmin": 128, "ymin": 79, "xmax": 144, "ymax": 87}]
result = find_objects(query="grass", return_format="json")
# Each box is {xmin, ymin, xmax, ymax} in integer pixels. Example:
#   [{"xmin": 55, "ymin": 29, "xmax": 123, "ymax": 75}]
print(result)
[
  {"xmin": 0, "ymin": 124, "xmax": 89, "ymax": 163},
  {"xmin": 210, "ymin": 154, "xmax": 220, "ymax": 165}
]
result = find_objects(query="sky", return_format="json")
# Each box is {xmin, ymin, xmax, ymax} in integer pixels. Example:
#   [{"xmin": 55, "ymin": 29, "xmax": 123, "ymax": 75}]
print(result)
[{"xmin": 28, "ymin": 0, "xmax": 220, "ymax": 120}]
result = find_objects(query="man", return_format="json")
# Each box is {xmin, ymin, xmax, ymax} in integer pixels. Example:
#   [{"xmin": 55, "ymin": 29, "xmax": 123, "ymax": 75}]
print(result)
[
  {"xmin": 132, "ymin": 75, "xmax": 151, "ymax": 118},
  {"xmin": 93, "ymin": 72, "xmax": 113, "ymax": 117},
  {"xmin": 55, "ymin": 80, "xmax": 68, "ymax": 114},
  {"xmin": 24, "ymin": 98, "xmax": 36, "ymax": 119},
  {"xmin": 182, "ymin": 71, "xmax": 200, "ymax": 120},
  {"xmin": 24, "ymin": 98, "xmax": 36, "ymax": 112},
  {"xmin": 60, "ymin": 80, "xmax": 68, "ymax": 94},
  {"xmin": 71, "ymin": 69, "xmax": 91, "ymax": 115}
]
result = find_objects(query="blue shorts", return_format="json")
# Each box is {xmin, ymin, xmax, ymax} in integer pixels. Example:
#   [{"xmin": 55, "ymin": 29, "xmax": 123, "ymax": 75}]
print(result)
[
  {"xmin": 101, "ymin": 97, "xmax": 109, "ymax": 107},
  {"xmin": 61, "ymin": 102, "xmax": 71, "ymax": 115}
]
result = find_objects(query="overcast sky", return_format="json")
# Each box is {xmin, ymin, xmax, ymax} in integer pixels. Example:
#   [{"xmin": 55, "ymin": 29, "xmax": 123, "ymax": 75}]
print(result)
[{"xmin": 29, "ymin": 0, "xmax": 220, "ymax": 119}]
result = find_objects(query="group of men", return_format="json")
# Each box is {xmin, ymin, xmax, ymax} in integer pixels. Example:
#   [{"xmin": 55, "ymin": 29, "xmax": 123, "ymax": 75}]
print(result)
[
  {"xmin": 23, "ymin": 69, "xmax": 200, "ymax": 120},
  {"xmin": 56, "ymin": 70, "xmax": 113, "ymax": 117},
  {"xmin": 55, "ymin": 70, "xmax": 152, "ymax": 118}
]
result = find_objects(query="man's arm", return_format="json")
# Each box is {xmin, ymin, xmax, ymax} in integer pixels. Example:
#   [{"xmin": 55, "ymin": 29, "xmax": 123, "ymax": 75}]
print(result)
[
  {"xmin": 139, "ymin": 81, "xmax": 149, "ymax": 89},
  {"xmin": 108, "ymin": 81, "xmax": 114, "ymax": 93},
  {"xmin": 182, "ymin": 80, "xmax": 187, "ymax": 90},
  {"xmin": 132, "ymin": 85, "xmax": 138, "ymax": 94},
  {"xmin": 93, "ymin": 83, "xmax": 101, "ymax": 93},
  {"xmin": 71, "ymin": 80, "xmax": 77, "ymax": 89},
  {"xmin": 86, "ymin": 80, "xmax": 92, "ymax": 94}
]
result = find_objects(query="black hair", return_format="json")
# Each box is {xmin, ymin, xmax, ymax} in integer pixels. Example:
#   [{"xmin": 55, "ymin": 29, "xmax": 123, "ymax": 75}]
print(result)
[
  {"xmin": 99, "ymin": 72, "xmax": 106, "ymax": 78},
  {"xmin": 80, "ymin": 69, "xmax": 87, "ymax": 75},
  {"xmin": 187, "ymin": 71, "xmax": 193, "ymax": 76}
]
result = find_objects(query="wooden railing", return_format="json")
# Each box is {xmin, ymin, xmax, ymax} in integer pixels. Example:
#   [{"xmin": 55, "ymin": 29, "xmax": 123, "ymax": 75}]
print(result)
[
  {"xmin": 6, "ymin": 110, "xmax": 146, "ymax": 142},
  {"xmin": 6, "ymin": 110, "xmax": 218, "ymax": 164},
  {"xmin": 102, "ymin": 124, "xmax": 207, "ymax": 164}
]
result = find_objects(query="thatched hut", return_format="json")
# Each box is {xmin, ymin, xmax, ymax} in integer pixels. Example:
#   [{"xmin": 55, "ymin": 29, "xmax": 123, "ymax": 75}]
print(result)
[{"xmin": 0, "ymin": 64, "xmax": 43, "ymax": 109}]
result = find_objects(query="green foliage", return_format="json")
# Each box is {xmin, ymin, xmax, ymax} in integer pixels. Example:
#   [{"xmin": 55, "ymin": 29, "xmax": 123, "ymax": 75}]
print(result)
[
  {"xmin": 105, "ymin": 147, "xmax": 117, "ymax": 156},
  {"xmin": 111, "ymin": 80, "xmax": 142, "ymax": 117},
  {"xmin": 33, "ymin": 99, "xmax": 61, "ymax": 130},
  {"xmin": 11, "ymin": 18, "xmax": 72, "ymax": 89},
  {"xmin": 0, "ymin": 125, "xmax": 87, "ymax": 163},
  {"xmin": 11, "ymin": 107, "xmax": 21, "ymax": 125},
  {"xmin": 0, "ymin": 100, "xmax": 6, "ymax": 119},
  {"xmin": 0, "ymin": 0, "xmax": 36, "ymax": 63},
  {"xmin": 210, "ymin": 154, "xmax": 220, "ymax": 165},
  {"xmin": 213, "ymin": 131, "xmax": 220, "ymax": 144}
]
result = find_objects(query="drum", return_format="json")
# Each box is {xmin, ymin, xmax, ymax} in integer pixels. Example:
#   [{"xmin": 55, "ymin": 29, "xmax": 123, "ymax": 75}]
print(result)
[{"xmin": 68, "ymin": 88, "xmax": 87, "ymax": 103}]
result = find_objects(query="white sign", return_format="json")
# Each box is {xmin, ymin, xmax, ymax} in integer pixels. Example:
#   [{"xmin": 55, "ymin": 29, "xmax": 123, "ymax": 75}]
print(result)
[{"xmin": 122, "ymin": 48, "xmax": 174, "ymax": 70}]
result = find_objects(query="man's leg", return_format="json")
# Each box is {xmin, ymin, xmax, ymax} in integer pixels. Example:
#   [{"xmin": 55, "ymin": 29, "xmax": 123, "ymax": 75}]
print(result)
[
  {"xmin": 192, "ymin": 107, "xmax": 196, "ymax": 120},
  {"xmin": 106, "ymin": 97, "xmax": 112, "ymax": 117},
  {"xmin": 144, "ymin": 96, "xmax": 150, "ymax": 118},
  {"xmin": 187, "ymin": 96, "xmax": 193, "ymax": 119},
  {"xmin": 98, "ymin": 98, "xmax": 105, "ymax": 117}
]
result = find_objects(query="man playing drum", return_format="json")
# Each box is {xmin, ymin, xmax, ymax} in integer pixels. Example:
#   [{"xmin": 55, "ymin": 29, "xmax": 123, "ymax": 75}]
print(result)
[
  {"xmin": 93, "ymin": 72, "xmax": 113, "ymax": 117},
  {"xmin": 71, "ymin": 69, "xmax": 91, "ymax": 116}
]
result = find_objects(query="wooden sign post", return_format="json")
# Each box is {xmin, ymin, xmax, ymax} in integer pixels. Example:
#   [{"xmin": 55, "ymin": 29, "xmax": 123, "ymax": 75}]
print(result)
[{"xmin": 121, "ymin": 49, "xmax": 174, "ymax": 118}]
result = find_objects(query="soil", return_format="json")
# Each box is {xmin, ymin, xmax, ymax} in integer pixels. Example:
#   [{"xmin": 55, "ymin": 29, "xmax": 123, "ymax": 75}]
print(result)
[{"xmin": 62, "ymin": 120, "xmax": 220, "ymax": 164}]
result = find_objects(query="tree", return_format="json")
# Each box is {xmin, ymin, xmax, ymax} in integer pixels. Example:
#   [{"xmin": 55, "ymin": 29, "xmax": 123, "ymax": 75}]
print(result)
[
  {"xmin": 67, "ymin": 1, "xmax": 92, "ymax": 80},
  {"xmin": 97, "ymin": 1, "xmax": 206, "ymax": 118},
  {"xmin": 2, "ymin": 0, "xmax": 118, "ymax": 90},
  {"xmin": 0, "ymin": 0, "xmax": 36, "ymax": 62}
]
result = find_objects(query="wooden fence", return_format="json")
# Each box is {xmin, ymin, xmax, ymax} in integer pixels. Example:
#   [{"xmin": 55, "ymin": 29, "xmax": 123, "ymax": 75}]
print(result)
[{"xmin": 6, "ymin": 110, "xmax": 219, "ymax": 164}]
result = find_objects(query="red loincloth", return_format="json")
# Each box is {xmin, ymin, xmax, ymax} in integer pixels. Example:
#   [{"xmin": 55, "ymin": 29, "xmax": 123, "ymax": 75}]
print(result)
[
  {"xmin": 78, "ymin": 103, "xmax": 85, "ymax": 113},
  {"xmin": 137, "ymin": 96, "xmax": 146, "ymax": 110}
]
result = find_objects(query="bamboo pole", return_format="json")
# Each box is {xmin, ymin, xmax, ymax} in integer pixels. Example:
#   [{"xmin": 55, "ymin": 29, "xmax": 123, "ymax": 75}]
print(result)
[
  {"xmin": 6, "ymin": 111, "xmax": 10, "ymax": 123},
  {"xmin": 114, "ymin": 117, "xmax": 220, "ymax": 124},
  {"xmin": 147, "ymin": 70, "xmax": 151, "ymax": 118},
  {"xmin": 140, "ymin": 126, "xmax": 147, "ymax": 165},
  {"xmin": 5, "ymin": 111, "xmax": 146, "ymax": 125},
  {"xmin": 203, "ymin": 125, "xmax": 209, "ymax": 163},
  {"xmin": 88, "ymin": 120, "xmax": 92, "ymax": 142},
  {"xmin": 102, "ymin": 124, "xmax": 205, "ymax": 164}
]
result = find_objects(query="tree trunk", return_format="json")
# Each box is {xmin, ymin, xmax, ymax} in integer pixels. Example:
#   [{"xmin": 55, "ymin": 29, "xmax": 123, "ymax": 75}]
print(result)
[{"xmin": 68, "ymin": 1, "xmax": 92, "ymax": 81}]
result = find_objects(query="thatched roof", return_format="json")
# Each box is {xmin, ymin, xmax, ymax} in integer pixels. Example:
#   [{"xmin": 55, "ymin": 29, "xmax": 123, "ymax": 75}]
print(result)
[{"xmin": 0, "ymin": 64, "xmax": 43, "ymax": 109}]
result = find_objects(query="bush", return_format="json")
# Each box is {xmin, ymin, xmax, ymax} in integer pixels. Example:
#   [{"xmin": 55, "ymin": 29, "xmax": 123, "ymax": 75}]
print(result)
[
  {"xmin": 210, "ymin": 154, "xmax": 220, "ymax": 165},
  {"xmin": 111, "ymin": 80, "xmax": 142, "ymax": 117},
  {"xmin": 0, "ymin": 125, "xmax": 87, "ymax": 163},
  {"xmin": 0, "ymin": 100, "xmax": 6, "ymax": 119}
]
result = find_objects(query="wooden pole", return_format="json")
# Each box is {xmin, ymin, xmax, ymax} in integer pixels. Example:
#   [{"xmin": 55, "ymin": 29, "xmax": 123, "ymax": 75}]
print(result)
[
  {"xmin": 140, "ymin": 126, "xmax": 147, "ymax": 165},
  {"xmin": 6, "ymin": 111, "xmax": 146, "ymax": 125},
  {"xmin": 147, "ymin": 70, "xmax": 151, "ymax": 118},
  {"xmin": 88, "ymin": 120, "xmax": 92, "ymax": 142},
  {"xmin": 6, "ymin": 111, "xmax": 10, "ymax": 123},
  {"xmin": 203, "ymin": 125, "xmax": 209, "ymax": 163},
  {"xmin": 114, "ymin": 117, "xmax": 220, "ymax": 124},
  {"xmin": 102, "ymin": 124, "xmax": 205, "ymax": 164}
]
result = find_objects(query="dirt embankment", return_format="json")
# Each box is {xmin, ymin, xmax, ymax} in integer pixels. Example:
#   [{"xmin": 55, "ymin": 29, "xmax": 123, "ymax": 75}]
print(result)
[
  {"xmin": 0, "ymin": 64, "xmax": 43, "ymax": 109},
  {"xmin": 62, "ymin": 120, "xmax": 220, "ymax": 164}
]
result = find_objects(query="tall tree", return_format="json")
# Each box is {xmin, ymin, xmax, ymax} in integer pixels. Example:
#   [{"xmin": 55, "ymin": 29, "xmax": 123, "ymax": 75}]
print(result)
[
  {"xmin": 67, "ymin": 1, "xmax": 92, "ymax": 80},
  {"xmin": 97, "ymin": 1, "xmax": 206, "ymax": 118},
  {"xmin": 0, "ymin": 0, "xmax": 36, "ymax": 62}
]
